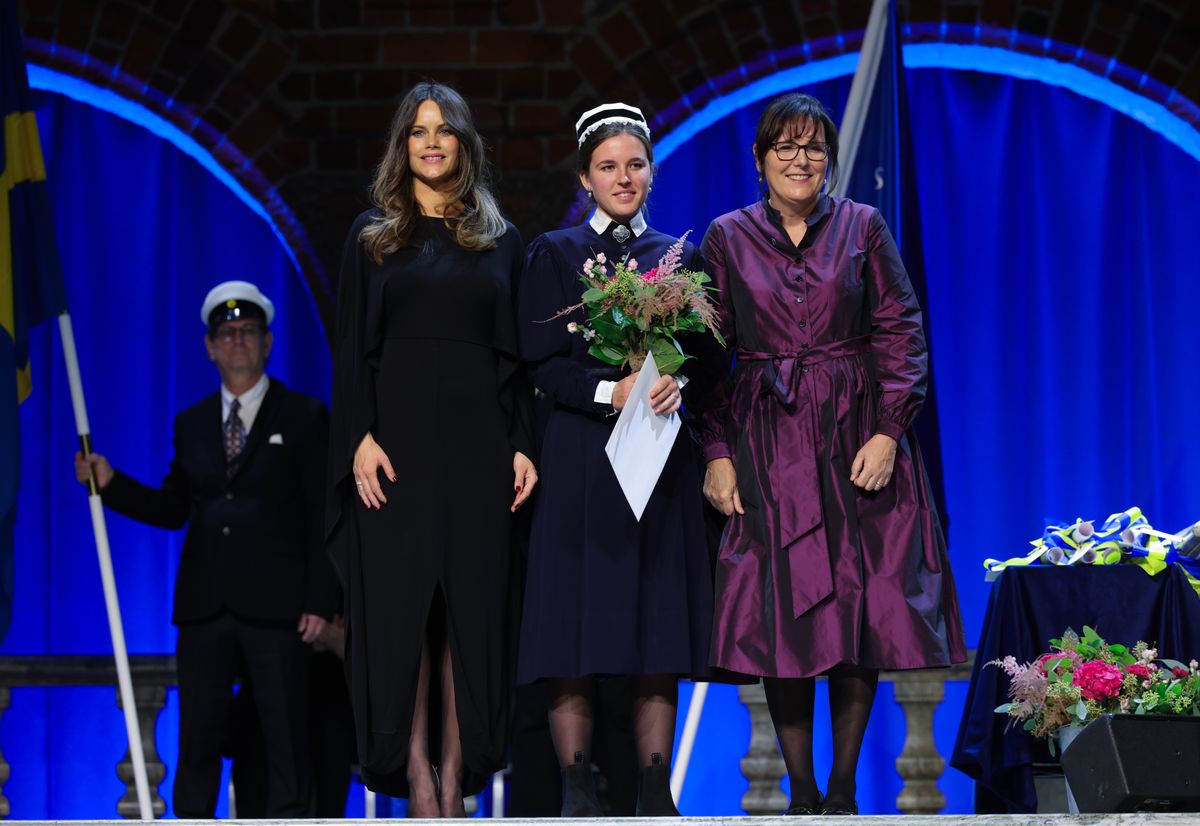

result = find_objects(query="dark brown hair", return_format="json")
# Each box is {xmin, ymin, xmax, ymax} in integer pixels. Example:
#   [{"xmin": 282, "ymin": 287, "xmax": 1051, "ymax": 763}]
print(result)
[
  {"xmin": 577, "ymin": 120, "xmax": 654, "ymax": 177},
  {"xmin": 360, "ymin": 82, "xmax": 504, "ymax": 262},
  {"xmin": 754, "ymin": 93, "xmax": 840, "ymax": 189}
]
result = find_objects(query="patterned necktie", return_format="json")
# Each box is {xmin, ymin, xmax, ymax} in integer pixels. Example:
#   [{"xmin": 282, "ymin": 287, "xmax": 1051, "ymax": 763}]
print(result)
[{"xmin": 224, "ymin": 398, "xmax": 245, "ymax": 474}]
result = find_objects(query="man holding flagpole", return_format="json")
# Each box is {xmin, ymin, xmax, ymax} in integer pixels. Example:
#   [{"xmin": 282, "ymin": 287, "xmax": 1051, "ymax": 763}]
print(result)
[{"xmin": 75, "ymin": 280, "xmax": 337, "ymax": 817}]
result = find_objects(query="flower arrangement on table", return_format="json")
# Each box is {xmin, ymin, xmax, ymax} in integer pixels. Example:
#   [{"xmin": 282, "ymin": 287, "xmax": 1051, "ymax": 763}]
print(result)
[
  {"xmin": 983, "ymin": 506, "xmax": 1200, "ymax": 597},
  {"xmin": 553, "ymin": 232, "xmax": 725, "ymax": 374},
  {"xmin": 990, "ymin": 626, "xmax": 1200, "ymax": 754}
]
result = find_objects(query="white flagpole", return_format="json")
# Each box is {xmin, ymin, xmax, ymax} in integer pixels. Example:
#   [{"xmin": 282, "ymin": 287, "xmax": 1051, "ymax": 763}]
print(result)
[
  {"xmin": 832, "ymin": 0, "xmax": 890, "ymax": 197},
  {"xmin": 58, "ymin": 312, "xmax": 155, "ymax": 820},
  {"xmin": 670, "ymin": 680, "xmax": 707, "ymax": 802}
]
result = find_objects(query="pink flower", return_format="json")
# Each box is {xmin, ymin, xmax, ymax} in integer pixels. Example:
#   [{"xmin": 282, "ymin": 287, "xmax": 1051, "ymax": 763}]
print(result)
[
  {"xmin": 1127, "ymin": 663, "xmax": 1152, "ymax": 680},
  {"xmin": 1037, "ymin": 653, "xmax": 1072, "ymax": 675},
  {"xmin": 641, "ymin": 266, "xmax": 660, "ymax": 282},
  {"xmin": 1074, "ymin": 660, "xmax": 1124, "ymax": 700},
  {"xmin": 627, "ymin": 258, "xmax": 638, "ymax": 269},
  {"xmin": 566, "ymin": 322, "xmax": 579, "ymax": 333},
  {"xmin": 1173, "ymin": 666, "xmax": 1190, "ymax": 680},
  {"xmin": 583, "ymin": 258, "xmax": 594, "ymax": 270},
  {"xmin": 596, "ymin": 252, "xmax": 607, "ymax": 264}
]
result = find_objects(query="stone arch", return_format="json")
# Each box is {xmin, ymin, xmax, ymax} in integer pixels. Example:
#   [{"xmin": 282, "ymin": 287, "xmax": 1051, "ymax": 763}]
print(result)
[{"xmin": 16, "ymin": 0, "xmax": 1200, "ymax": 331}]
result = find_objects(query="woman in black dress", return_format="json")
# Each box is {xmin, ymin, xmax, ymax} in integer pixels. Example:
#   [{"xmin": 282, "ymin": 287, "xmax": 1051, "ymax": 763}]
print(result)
[
  {"xmin": 516, "ymin": 103, "xmax": 714, "ymax": 817},
  {"xmin": 326, "ymin": 82, "xmax": 536, "ymax": 818}
]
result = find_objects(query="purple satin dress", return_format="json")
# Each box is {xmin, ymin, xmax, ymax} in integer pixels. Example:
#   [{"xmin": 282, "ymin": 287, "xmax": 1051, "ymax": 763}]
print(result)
[{"xmin": 695, "ymin": 196, "xmax": 966, "ymax": 678}]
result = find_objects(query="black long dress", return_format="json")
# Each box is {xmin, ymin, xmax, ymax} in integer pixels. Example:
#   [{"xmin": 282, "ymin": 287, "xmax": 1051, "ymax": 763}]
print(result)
[
  {"xmin": 326, "ymin": 210, "xmax": 531, "ymax": 797},
  {"xmin": 516, "ymin": 218, "xmax": 714, "ymax": 683}
]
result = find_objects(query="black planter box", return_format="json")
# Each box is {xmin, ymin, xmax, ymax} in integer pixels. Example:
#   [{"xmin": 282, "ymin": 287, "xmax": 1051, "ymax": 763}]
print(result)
[{"xmin": 1060, "ymin": 714, "xmax": 1200, "ymax": 813}]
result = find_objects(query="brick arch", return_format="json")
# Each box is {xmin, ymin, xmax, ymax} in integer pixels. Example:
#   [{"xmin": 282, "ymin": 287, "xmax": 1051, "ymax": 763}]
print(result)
[{"xmin": 16, "ymin": 0, "xmax": 1200, "ymax": 333}]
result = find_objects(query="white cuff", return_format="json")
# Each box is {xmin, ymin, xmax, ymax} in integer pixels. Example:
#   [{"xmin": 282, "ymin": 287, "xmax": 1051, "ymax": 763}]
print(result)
[
  {"xmin": 674, "ymin": 375, "xmax": 689, "ymax": 390},
  {"xmin": 594, "ymin": 380, "xmax": 616, "ymax": 405}
]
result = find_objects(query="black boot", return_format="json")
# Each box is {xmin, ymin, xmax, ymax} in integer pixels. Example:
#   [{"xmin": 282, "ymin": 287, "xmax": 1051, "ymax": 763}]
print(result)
[
  {"xmin": 635, "ymin": 752, "xmax": 680, "ymax": 817},
  {"xmin": 560, "ymin": 750, "xmax": 602, "ymax": 817}
]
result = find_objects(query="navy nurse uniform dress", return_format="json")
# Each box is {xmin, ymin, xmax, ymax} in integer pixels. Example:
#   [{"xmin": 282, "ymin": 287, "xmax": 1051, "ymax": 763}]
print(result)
[{"xmin": 516, "ymin": 211, "xmax": 713, "ymax": 683}]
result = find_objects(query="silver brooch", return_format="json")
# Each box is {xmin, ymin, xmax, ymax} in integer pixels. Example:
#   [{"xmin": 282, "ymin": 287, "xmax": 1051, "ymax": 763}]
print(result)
[{"xmin": 612, "ymin": 224, "xmax": 631, "ymax": 244}]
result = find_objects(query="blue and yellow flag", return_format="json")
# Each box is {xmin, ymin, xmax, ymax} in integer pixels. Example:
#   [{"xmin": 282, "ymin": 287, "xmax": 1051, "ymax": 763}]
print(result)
[{"xmin": 2, "ymin": 0, "xmax": 68, "ymax": 643}]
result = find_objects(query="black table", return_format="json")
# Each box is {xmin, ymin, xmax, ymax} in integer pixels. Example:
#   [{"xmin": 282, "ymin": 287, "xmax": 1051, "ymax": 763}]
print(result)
[{"xmin": 949, "ymin": 565, "xmax": 1200, "ymax": 813}]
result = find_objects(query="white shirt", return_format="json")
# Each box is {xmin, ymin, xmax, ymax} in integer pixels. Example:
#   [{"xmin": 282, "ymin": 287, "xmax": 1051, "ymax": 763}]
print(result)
[
  {"xmin": 221, "ymin": 374, "xmax": 269, "ymax": 432},
  {"xmin": 588, "ymin": 207, "xmax": 647, "ymax": 238}
]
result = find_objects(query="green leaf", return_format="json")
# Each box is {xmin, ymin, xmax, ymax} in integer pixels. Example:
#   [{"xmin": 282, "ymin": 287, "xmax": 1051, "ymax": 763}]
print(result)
[
  {"xmin": 1023, "ymin": 718, "xmax": 1037, "ymax": 731},
  {"xmin": 581, "ymin": 287, "xmax": 607, "ymax": 302},
  {"xmin": 591, "ymin": 315, "xmax": 622, "ymax": 341},
  {"xmin": 1161, "ymin": 658, "xmax": 1188, "ymax": 670},
  {"xmin": 587, "ymin": 343, "xmax": 624, "ymax": 366},
  {"xmin": 1075, "ymin": 701, "xmax": 1087, "ymax": 720},
  {"xmin": 994, "ymin": 703, "xmax": 1014, "ymax": 714}
]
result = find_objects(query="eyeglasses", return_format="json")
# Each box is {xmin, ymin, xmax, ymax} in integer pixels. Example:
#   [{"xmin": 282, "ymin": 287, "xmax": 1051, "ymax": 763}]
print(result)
[
  {"xmin": 770, "ymin": 141, "xmax": 830, "ymax": 162},
  {"xmin": 214, "ymin": 324, "xmax": 264, "ymax": 343}
]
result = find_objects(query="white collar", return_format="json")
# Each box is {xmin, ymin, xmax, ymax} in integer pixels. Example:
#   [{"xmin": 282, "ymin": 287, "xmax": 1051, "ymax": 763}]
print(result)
[
  {"xmin": 589, "ymin": 207, "xmax": 647, "ymax": 238},
  {"xmin": 221, "ymin": 373, "xmax": 269, "ymax": 408}
]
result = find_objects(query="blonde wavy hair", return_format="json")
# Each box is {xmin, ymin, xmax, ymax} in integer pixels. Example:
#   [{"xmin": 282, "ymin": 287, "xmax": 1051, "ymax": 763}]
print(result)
[{"xmin": 360, "ymin": 82, "xmax": 505, "ymax": 262}]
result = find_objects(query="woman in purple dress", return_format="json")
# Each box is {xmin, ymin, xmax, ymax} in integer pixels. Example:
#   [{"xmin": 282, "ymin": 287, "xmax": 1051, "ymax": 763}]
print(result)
[
  {"xmin": 516, "ymin": 103, "xmax": 714, "ymax": 817},
  {"xmin": 696, "ymin": 93, "xmax": 966, "ymax": 816}
]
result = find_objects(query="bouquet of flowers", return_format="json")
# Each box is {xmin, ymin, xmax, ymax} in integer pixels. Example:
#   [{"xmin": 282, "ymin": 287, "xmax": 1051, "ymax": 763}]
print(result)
[
  {"xmin": 990, "ymin": 626, "xmax": 1200, "ymax": 753},
  {"xmin": 553, "ymin": 232, "xmax": 724, "ymax": 374}
]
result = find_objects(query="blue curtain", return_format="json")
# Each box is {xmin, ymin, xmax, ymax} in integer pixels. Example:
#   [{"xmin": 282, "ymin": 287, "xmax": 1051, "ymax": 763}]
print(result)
[
  {"xmin": 653, "ymin": 67, "xmax": 1200, "ymax": 814},
  {"xmin": 1, "ymin": 91, "xmax": 331, "ymax": 818},
  {"xmin": 6, "ymin": 65, "xmax": 1200, "ymax": 817}
]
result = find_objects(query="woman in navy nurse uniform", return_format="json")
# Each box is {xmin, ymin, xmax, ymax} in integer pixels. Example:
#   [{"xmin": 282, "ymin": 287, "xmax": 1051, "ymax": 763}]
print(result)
[{"xmin": 515, "ymin": 103, "xmax": 714, "ymax": 818}]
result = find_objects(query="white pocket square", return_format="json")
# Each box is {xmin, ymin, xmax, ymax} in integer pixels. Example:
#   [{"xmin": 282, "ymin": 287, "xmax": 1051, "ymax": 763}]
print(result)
[{"xmin": 268, "ymin": 433, "xmax": 284, "ymax": 445}]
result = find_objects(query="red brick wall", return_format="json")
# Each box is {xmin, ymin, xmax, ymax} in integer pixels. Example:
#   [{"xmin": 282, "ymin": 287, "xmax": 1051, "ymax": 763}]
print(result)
[{"xmin": 17, "ymin": 0, "xmax": 1200, "ymax": 330}]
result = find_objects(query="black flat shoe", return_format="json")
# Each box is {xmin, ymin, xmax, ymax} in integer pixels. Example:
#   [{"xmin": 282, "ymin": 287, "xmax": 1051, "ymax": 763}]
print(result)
[
  {"xmin": 819, "ymin": 798, "xmax": 858, "ymax": 815},
  {"xmin": 635, "ymin": 752, "xmax": 680, "ymax": 817},
  {"xmin": 785, "ymin": 791, "xmax": 823, "ymax": 815},
  {"xmin": 560, "ymin": 751, "xmax": 602, "ymax": 817}
]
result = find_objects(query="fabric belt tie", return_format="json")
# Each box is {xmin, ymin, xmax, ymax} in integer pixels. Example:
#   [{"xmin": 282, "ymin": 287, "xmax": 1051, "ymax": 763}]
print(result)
[{"xmin": 736, "ymin": 335, "xmax": 872, "ymax": 617}]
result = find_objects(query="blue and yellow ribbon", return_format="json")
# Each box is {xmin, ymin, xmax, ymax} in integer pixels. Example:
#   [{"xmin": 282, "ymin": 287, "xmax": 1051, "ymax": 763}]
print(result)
[{"xmin": 984, "ymin": 507, "xmax": 1200, "ymax": 598}]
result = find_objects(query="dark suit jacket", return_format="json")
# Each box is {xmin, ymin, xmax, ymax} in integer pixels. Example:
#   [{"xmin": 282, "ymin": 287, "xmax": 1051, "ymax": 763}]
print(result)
[{"xmin": 102, "ymin": 377, "xmax": 337, "ymax": 626}]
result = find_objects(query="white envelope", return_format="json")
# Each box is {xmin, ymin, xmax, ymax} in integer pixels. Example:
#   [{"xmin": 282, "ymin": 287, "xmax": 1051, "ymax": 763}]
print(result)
[{"xmin": 604, "ymin": 351, "xmax": 681, "ymax": 521}]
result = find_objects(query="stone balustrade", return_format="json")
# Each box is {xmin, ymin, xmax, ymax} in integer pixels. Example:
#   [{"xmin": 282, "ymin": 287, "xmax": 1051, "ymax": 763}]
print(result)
[{"xmin": 0, "ymin": 652, "xmax": 973, "ymax": 819}]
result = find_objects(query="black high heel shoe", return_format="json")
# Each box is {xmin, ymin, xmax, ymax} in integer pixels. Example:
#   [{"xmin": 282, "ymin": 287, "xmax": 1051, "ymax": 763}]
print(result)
[
  {"xmin": 784, "ymin": 791, "xmax": 824, "ymax": 815},
  {"xmin": 635, "ymin": 752, "xmax": 680, "ymax": 817},
  {"xmin": 560, "ymin": 751, "xmax": 602, "ymax": 817},
  {"xmin": 819, "ymin": 797, "xmax": 859, "ymax": 816}
]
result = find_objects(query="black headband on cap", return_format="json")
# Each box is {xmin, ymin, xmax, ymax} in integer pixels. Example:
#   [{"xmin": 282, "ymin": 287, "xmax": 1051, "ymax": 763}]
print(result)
[
  {"xmin": 207, "ymin": 299, "xmax": 267, "ymax": 334},
  {"xmin": 574, "ymin": 104, "xmax": 649, "ymax": 146}
]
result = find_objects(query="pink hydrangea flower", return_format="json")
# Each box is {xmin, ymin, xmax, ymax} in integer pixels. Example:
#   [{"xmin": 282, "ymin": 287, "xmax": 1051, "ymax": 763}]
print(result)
[
  {"xmin": 596, "ymin": 252, "xmax": 606, "ymax": 264},
  {"xmin": 583, "ymin": 258, "xmax": 594, "ymax": 270},
  {"xmin": 641, "ymin": 266, "xmax": 660, "ymax": 282},
  {"xmin": 566, "ymin": 322, "xmax": 579, "ymax": 333},
  {"xmin": 1074, "ymin": 660, "xmax": 1124, "ymax": 700},
  {"xmin": 627, "ymin": 258, "xmax": 638, "ymax": 269},
  {"xmin": 1127, "ymin": 663, "xmax": 1152, "ymax": 680}
]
